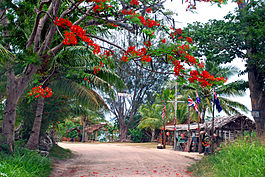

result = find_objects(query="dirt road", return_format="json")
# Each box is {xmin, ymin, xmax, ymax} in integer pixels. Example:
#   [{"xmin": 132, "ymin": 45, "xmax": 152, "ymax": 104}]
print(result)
[{"xmin": 50, "ymin": 143, "xmax": 201, "ymax": 177}]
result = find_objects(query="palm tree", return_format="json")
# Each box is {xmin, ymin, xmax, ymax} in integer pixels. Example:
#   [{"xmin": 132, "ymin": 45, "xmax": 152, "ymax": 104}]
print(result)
[
  {"xmin": 138, "ymin": 103, "xmax": 162, "ymax": 141},
  {"xmin": 26, "ymin": 46, "xmax": 125, "ymax": 149}
]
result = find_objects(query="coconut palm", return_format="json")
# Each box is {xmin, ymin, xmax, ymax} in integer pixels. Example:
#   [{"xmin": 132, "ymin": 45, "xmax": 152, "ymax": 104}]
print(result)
[
  {"xmin": 138, "ymin": 103, "xmax": 162, "ymax": 141},
  {"xmin": 26, "ymin": 46, "xmax": 125, "ymax": 149}
]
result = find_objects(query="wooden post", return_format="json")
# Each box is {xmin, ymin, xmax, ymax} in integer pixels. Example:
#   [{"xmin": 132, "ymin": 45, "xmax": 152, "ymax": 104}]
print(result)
[
  {"xmin": 105, "ymin": 131, "xmax": 108, "ymax": 142},
  {"xmin": 114, "ymin": 130, "xmax": 117, "ymax": 141},
  {"xmin": 211, "ymin": 100, "xmax": 215, "ymax": 153},
  {"xmin": 95, "ymin": 131, "xmax": 98, "ymax": 141},
  {"xmin": 198, "ymin": 112, "xmax": 202, "ymax": 153},
  {"xmin": 163, "ymin": 118, "xmax": 166, "ymax": 149},
  {"xmin": 184, "ymin": 107, "xmax": 191, "ymax": 152},
  {"xmin": 241, "ymin": 119, "xmax": 244, "ymax": 138}
]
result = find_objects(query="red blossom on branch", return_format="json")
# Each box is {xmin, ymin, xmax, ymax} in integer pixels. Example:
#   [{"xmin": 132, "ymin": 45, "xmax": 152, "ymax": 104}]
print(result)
[
  {"xmin": 28, "ymin": 85, "xmax": 53, "ymax": 99},
  {"xmin": 130, "ymin": 0, "xmax": 139, "ymax": 6},
  {"xmin": 146, "ymin": 8, "xmax": 153, "ymax": 13}
]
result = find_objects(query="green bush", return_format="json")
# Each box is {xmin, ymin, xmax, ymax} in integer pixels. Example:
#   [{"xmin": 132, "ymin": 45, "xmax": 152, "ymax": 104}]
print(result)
[
  {"xmin": 49, "ymin": 144, "xmax": 73, "ymax": 160},
  {"xmin": 129, "ymin": 128, "xmax": 144, "ymax": 143},
  {"xmin": 190, "ymin": 138, "xmax": 265, "ymax": 177},
  {"xmin": 0, "ymin": 147, "xmax": 52, "ymax": 177}
]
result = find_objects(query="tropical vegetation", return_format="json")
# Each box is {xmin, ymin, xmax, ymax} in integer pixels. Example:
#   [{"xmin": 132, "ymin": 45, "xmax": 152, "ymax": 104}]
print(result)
[{"xmin": 189, "ymin": 138, "xmax": 265, "ymax": 177}]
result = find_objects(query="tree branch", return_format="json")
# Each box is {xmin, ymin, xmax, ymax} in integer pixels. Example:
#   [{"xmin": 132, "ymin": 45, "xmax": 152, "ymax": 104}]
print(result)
[{"xmin": 87, "ymin": 34, "xmax": 126, "ymax": 52}]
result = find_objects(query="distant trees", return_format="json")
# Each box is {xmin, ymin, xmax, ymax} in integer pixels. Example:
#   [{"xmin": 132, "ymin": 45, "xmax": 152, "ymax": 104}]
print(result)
[{"xmin": 185, "ymin": 0, "xmax": 265, "ymax": 136}]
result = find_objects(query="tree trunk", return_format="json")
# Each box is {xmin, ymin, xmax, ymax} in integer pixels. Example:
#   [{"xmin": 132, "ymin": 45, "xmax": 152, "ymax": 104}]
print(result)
[
  {"xmin": 248, "ymin": 68, "xmax": 265, "ymax": 137},
  {"xmin": 82, "ymin": 116, "xmax": 86, "ymax": 142},
  {"xmin": 119, "ymin": 123, "xmax": 128, "ymax": 141},
  {"xmin": 1, "ymin": 83, "xmax": 19, "ymax": 152},
  {"xmin": 238, "ymin": 2, "xmax": 265, "ymax": 138},
  {"xmin": 151, "ymin": 128, "xmax": 155, "ymax": 142},
  {"xmin": 1, "ymin": 64, "xmax": 37, "ymax": 152},
  {"xmin": 26, "ymin": 97, "xmax": 45, "ymax": 150}
]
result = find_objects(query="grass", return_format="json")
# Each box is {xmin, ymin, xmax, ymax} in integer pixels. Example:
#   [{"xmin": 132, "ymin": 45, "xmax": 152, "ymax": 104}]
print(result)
[
  {"xmin": 189, "ymin": 138, "xmax": 265, "ymax": 177},
  {"xmin": 48, "ymin": 144, "xmax": 73, "ymax": 160},
  {"xmin": 0, "ymin": 140, "xmax": 73, "ymax": 177},
  {"xmin": 0, "ymin": 147, "xmax": 52, "ymax": 177}
]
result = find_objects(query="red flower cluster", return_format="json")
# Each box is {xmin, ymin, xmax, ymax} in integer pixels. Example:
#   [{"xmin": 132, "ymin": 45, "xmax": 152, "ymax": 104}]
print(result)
[
  {"xmin": 146, "ymin": 8, "xmax": 153, "ymax": 13},
  {"xmin": 130, "ymin": 0, "xmax": 139, "ymax": 6},
  {"xmin": 28, "ymin": 85, "xmax": 53, "ymax": 99},
  {"xmin": 133, "ymin": 15, "xmax": 160, "ymax": 28},
  {"xmin": 186, "ymin": 55, "xmax": 197, "ymax": 65},
  {"xmin": 144, "ymin": 41, "xmax": 151, "ymax": 47},
  {"xmin": 161, "ymin": 38, "xmax": 166, "ymax": 43},
  {"xmin": 93, "ymin": 4, "xmax": 103, "ymax": 12},
  {"xmin": 55, "ymin": 18, "xmax": 101, "ymax": 54},
  {"xmin": 120, "ymin": 9, "xmax": 159, "ymax": 28},
  {"xmin": 100, "ymin": 50, "xmax": 113, "ymax": 58},
  {"xmin": 94, "ymin": 61, "xmax": 105, "ymax": 74},
  {"xmin": 141, "ymin": 55, "xmax": 151, "ymax": 62},
  {"xmin": 173, "ymin": 60, "xmax": 184, "ymax": 76},
  {"xmin": 198, "ymin": 61, "xmax": 205, "ymax": 68},
  {"xmin": 121, "ymin": 55, "xmax": 128, "ymax": 62},
  {"xmin": 122, "ymin": 45, "xmax": 151, "ymax": 62},
  {"xmin": 170, "ymin": 27, "xmax": 183, "ymax": 39},
  {"xmin": 63, "ymin": 31, "xmax": 77, "ymax": 45},
  {"xmin": 54, "ymin": 17, "xmax": 72, "ymax": 29},
  {"xmin": 70, "ymin": 25, "xmax": 85, "ymax": 36},
  {"xmin": 189, "ymin": 70, "xmax": 227, "ymax": 87},
  {"xmin": 186, "ymin": 37, "xmax": 193, "ymax": 44}
]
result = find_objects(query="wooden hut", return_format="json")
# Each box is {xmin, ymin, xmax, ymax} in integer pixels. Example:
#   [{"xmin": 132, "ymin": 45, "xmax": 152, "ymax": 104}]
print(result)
[
  {"xmin": 201, "ymin": 114, "xmax": 256, "ymax": 142},
  {"xmin": 84, "ymin": 123, "xmax": 119, "ymax": 142},
  {"xmin": 84, "ymin": 123, "xmax": 108, "ymax": 142},
  {"xmin": 165, "ymin": 114, "xmax": 255, "ymax": 151}
]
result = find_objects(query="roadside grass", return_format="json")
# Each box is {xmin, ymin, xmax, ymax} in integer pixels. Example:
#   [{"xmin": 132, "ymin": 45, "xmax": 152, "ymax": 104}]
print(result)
[
  {"xmin": 0, "ymin": 147, "xmax": 52, "ymax": 177},
  {"xmin": 49, "ymin": 144, "xmax": 73, "ymax": 160},
  {"xmin": 189, "ymin": 138, "xmax": 265, "ymax": 177}
]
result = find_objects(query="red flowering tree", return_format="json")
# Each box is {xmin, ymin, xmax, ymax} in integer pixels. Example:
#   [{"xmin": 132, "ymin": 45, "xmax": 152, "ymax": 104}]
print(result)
[{"xmin": 0, "ymin": 0, "xmax": 229, "ymax": 150}]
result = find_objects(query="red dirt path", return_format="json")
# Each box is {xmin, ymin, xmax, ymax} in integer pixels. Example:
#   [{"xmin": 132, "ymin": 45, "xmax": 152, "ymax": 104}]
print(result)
[{"xmin": 50, "ymin": 142, "xmax": 201, "ymax": 177}]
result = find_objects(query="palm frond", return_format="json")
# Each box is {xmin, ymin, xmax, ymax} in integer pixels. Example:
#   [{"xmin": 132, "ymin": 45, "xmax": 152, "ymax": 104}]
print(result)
[
  {"xmin": 0, "ymin": 44, "xmax": 15, "ymax": 67},
  {"xmin": 217, "ymin": 80, "xmax": 247, "ymax": 97},
  {"xmin": 51, "ymin": 78, "xmax": 108, "ymax": 111}
]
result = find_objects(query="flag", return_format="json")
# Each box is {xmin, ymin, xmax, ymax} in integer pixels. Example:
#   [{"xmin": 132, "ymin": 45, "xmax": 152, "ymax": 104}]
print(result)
[
  {"xmin": 196, "ymin": 90, "xmax": 201, "ymax": 104},
  {"xmin": 188, "ymin": 95, "xmax": 199, "ymax": 112},
  {"xmin": 162, "ymin": 101, "xmax": 166, "ymax": 119},
  {"xmin": 213, "ymin": 89, "xmax": 222, "ymax": 112}
]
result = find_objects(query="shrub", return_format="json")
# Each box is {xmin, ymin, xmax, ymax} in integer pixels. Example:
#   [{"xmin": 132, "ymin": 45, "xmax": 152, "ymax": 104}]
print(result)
[
  {"xmin": 190, "ymin": 138, "xmax": 265, "ymax": 177},
  {"xmin": 129, "ymin": 128, "xmax": 144, "ymax": 143},
  {"xmin": 0, "ymin": 147, "xmax": 52, "ymax": 177}
]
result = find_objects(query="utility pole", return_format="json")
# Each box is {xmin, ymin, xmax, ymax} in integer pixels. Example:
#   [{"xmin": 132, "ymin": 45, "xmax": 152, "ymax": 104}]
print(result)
[
  {"xmin": 167, "ymin": 82, "xmax": 184, "ymax": 150},
  {"xmin": 174, "ymin": 82, "xmax": 177, "ymax": 150}
]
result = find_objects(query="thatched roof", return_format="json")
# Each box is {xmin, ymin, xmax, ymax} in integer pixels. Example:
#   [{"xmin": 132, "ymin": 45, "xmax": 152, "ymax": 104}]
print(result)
[
  {"xmin": 202, "ymin": 114, "xmax": 255, "ymax": 131},
  {"xmin": 85, "ymin": 123, "xmax": 108, "ymax": 133},
  {"xmin": 165, "ymin": 114, "xmax": 255, "ymax": 131}
]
